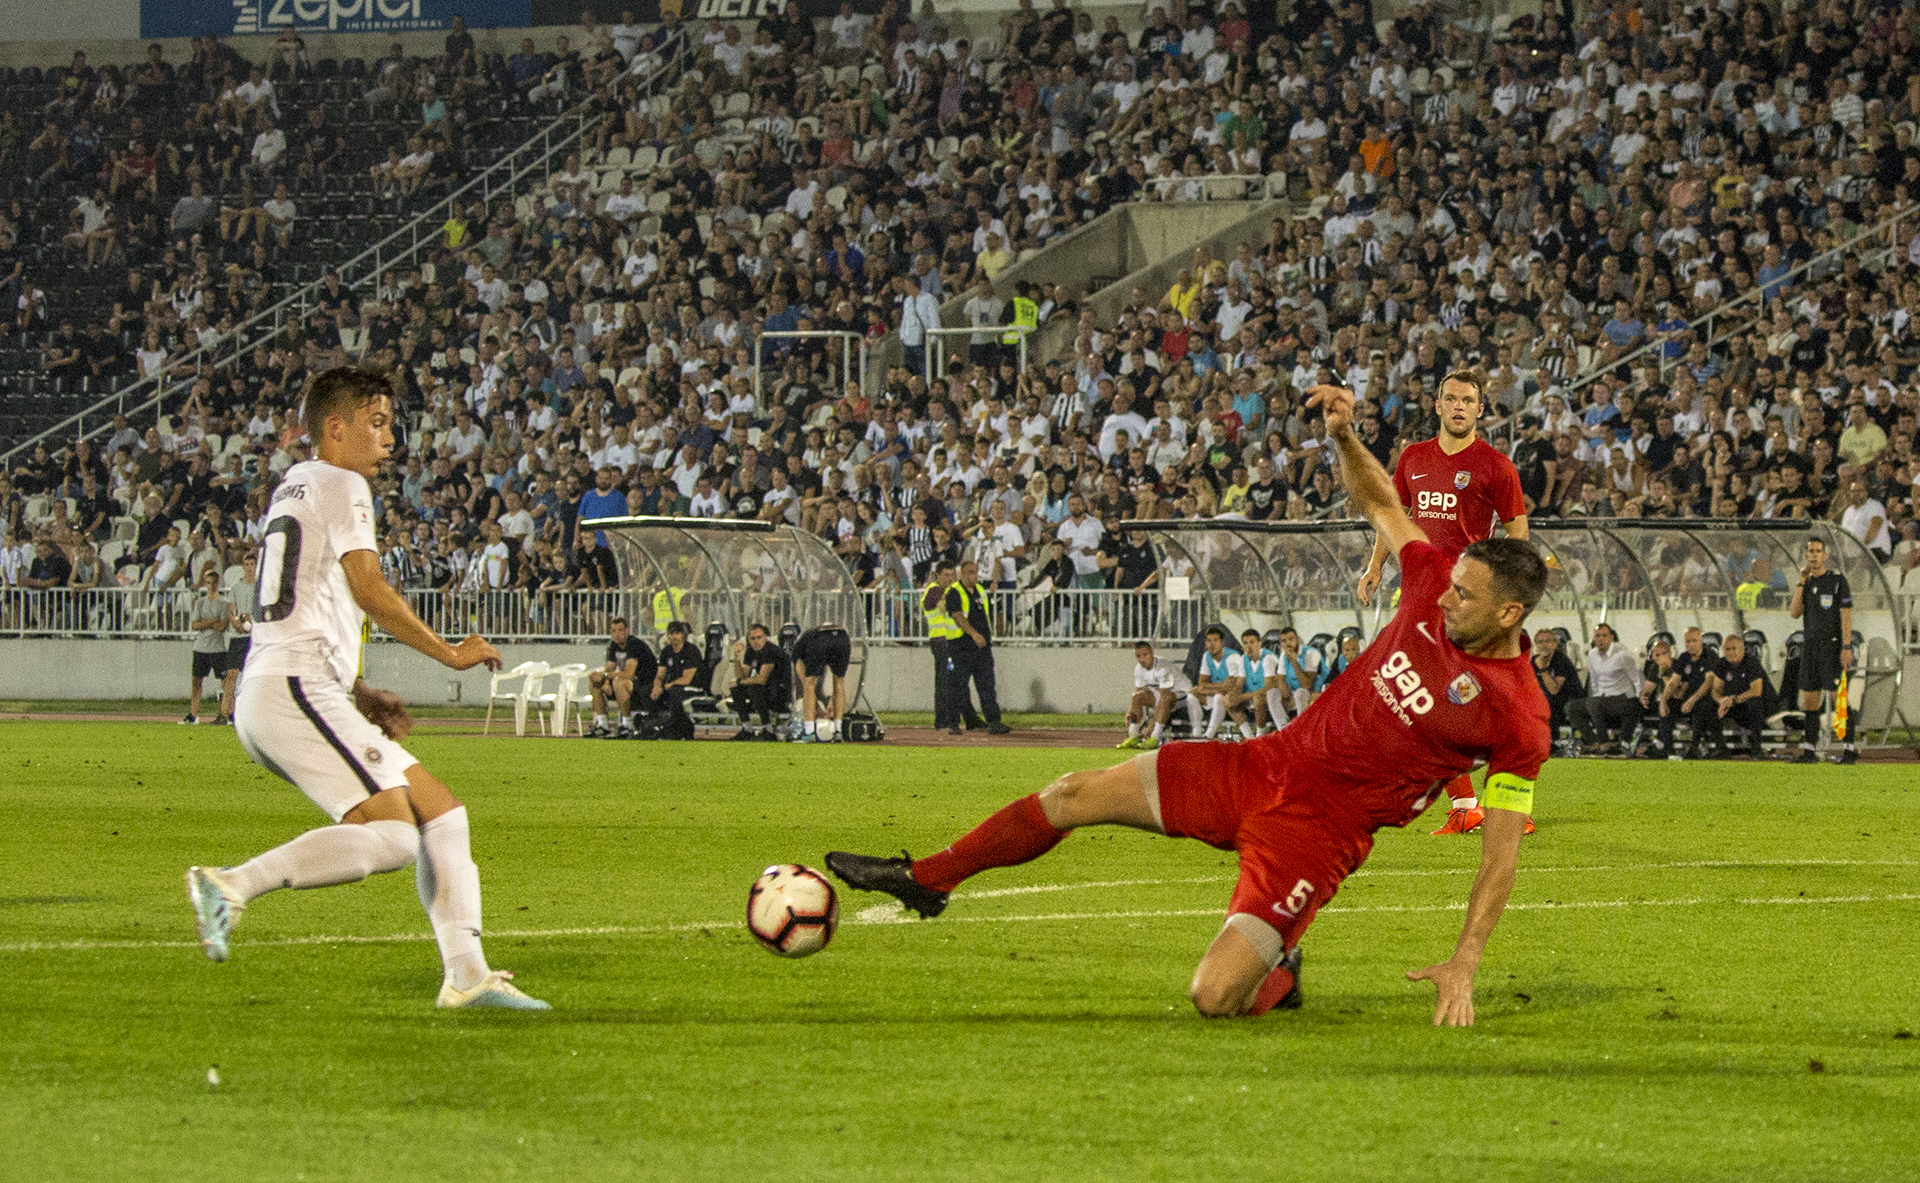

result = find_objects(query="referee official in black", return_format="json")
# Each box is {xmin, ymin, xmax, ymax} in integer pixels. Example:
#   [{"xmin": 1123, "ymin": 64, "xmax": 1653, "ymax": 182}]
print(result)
[
  {"xmin": 1789, "ymin": 537, "xmax": 1856, "ymax": 764},
  {"xmin": 953, "ymin": 560, "xmax": 1013, "ymax": 736}
]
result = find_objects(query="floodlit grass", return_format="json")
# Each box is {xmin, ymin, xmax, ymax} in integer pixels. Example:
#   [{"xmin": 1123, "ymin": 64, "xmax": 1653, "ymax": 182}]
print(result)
[{"xmin": 2, "ymin": 721, "xmax": 1918, "ymax": 1181}]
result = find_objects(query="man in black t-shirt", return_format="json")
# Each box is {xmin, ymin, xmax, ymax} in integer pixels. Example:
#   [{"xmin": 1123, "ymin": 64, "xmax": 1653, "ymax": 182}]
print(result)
[
  {"xmin": 794, "ymin": 623, "xmax": 852, "ymax": 741},
  {"xmin": 575, "ymin": 531, "xmax": 619, "ymax": 589},
  {"xmin": 648, "ymin": 621, "xmax": 702, "ymax": 739},
  {"xmin": 1698, "ymin": 633, "xmax": 1771, "ymax": 757},
  {"xmin": 1636, "ymin": 637, "xmax": 1678, "ymax": 757},
  {"xmin": 588, "ymin": 616, "xmax": 654, "ymax": 738},
  {"xmin": 1662, "ymin": 628, "xmax": 1722, "ymax": 757},
  {"xmin": 1098, "ymin": 525, "xmax": 1160, "ymax": 638},
  {"xmin": 1530, "ymin": 628, "xmax": 1580, "ymax": 739},
  {"xmin": 1789, "ymin": 537, "xmax": 1856, "ymax": 763},
  {"xmin": 1244, "ymin": 457, "xmax": 1286, "ymax": 520},
  {"xmin": 729, "ymin": 623, "xmax": 793, "ymax": 741}
]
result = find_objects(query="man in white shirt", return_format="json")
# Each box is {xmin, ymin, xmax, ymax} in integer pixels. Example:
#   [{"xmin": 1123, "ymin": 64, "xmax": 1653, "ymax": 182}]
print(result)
[
  {"xmin": 609, "ymin": 11, "xmax": 644, "ymax": 60},
  {"xmin": 786, "ymin": 171, "xmax": 822, "ymax": 220},
  {"xmin": 623, "ymin": 243, "xmax": 659, "ymax": 290},
  {"xmin": 445, "ymin": 410, "xmax": 485, "ymax": 461},
  {"xmin": 497, "ymin": 490, "xmax": 535, "ymax": 548},
  {"xmin": 596, "ymin": 424, "xmax": 640, "ymax": 474},
  {"xmin": 1214, "ymin": 281, "xmax": 1252, "ymax": 343},
  {"xmin": 1097, "ymin": 391, "xmax": 1150, "ymax": 462},
  {"xmin": 1566, "ymin": 622, "xmax": 1642, "ymax": 752},
  {"xmin": 1839, "ymin": 480, "xmax": 1892, "ymax": 560},
  {"xmin": 977, "ymin": 500, "xmax": 1026, "ymax": 588},
  {"xmin": 603, "ymin": 176, "xmax": 645, "ymax": 223},
  {"xmin": 898, "ymin": 273, "xmax": 941, "ymax": 378},
  {"xmin": 688, "ymin": 475, "xmax": 726, "ymax": 517},
  {"xmin": 1054, "ymin": 495, "xmax": 1105, "ymax": 588},
  {"xmin": 479, "ymin": 522, "xmax": 512, "ymax": 589},
  {"xmin": 711, "ymin": 25, "xmax": 749, "ymax": 78},
  {"xmin": 185, "ymin": 367, "xmax": 544, "ymax": 1009},
  {"xmin": 1118, "ymin": 640, "xmax": 1203, "ymax": 748},
  {"xmin": 829, "ymin": 0, "xmax": 870, "ymax": 63},
  {"xmin": 474, "ymin": 264, "xmax": 509, "ymax": 312}
]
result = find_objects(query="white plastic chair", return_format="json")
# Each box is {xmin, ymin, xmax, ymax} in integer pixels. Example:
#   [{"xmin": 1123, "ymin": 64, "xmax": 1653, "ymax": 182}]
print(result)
[
  {"xmin": 484, "ymin": 661, "xmax": 551, "ymax": 737},
  {"xmin": 548, "ymin": 663, "xmax": 593, "ymax": 736},
  {"xmin": 524, "ymin": 666, "xmax": 563, "ymax": 736}
]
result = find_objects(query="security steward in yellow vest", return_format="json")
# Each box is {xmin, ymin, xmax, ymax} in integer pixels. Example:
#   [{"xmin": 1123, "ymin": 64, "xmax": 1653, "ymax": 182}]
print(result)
[
  {"xmin": 922, "ymin": 560, "xmax": 973, "ymax": 735},
  {"xmin": 953, "ymin": 560, "xmax": 1012, "ymax": 735}
]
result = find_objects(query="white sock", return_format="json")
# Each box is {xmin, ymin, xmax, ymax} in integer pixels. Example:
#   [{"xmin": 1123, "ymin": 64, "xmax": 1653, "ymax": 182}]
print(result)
[
  {"xmin": 226, "ymin": 821, "xmax": 419, "ymax": 902},
  {"xmin": 804, "ymin": 720, "xmax": 816, "ymax": 735},
  {"xmin": 1204, "ymin": 697, "xmax": 1225, "ymax": 737},
  {"xmin": 1453, "ymin": 796, "xmax": 1479, "ymax": 811},
  {"xmin": 1266, "ymin": 688, "xmax": 1288, "ymax": 728},
  {"xmin": 1127, "ymin": 719, "xmax": 1142, "ymax": 738},
  {"xmin": 593, "ymin": 713, "xmax": 606, "ymax": 727},
  {"xmin": 1185, "ymin": 695, "xmax": 1203, "ymax": 730},
  {"xmin": 416, "ymin": 807, "xmax": 488, "ymax": 991},
  {"xmin": 1150, "ymin": 721, "xmax": 1166, "ymax": 739},
  {"xmin": 1239, "ymin": 722, "xmax": 1256, "ymax": 740}
]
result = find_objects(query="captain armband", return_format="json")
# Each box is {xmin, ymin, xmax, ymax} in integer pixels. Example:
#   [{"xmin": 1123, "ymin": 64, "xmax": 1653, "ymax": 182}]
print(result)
[{"xmin": 1482, "ymin": 772, "xmax": 1535, "ymax": 816}]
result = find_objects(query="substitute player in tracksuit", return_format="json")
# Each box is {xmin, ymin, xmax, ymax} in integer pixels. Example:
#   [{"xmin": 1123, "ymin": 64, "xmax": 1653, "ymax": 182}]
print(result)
[{"xmin": 1357, "ymin": 368, "xmax": 1531, "ymax": 835}]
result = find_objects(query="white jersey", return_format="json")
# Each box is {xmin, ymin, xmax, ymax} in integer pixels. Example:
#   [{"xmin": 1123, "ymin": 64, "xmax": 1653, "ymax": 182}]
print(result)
[
  {"xmin": 1133, "ymin": 656, "xmax": 1193, "ymax": 697},
  {"xmin": 245, "ymin": 459, "xmax": 378, "ymax": 690}
]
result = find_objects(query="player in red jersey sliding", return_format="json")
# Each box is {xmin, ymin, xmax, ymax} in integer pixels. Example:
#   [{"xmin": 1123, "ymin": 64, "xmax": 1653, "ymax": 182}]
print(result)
[
  {"xmin": 828, "ymin": 383, "xmax": 1552, "ymax": 1025},
  {"xmin": 1357, "ymin": 369, "xmax": 1530, "ymax": 835}
]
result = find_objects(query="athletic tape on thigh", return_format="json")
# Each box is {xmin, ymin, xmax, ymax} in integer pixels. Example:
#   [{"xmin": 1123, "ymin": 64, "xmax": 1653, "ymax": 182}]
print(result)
[
  {"xmin": 1223, "ymin": 912, "xmax": 1286, "ymax": 970},
  {"xmin": 1482, "ymin": 772, "xmax": 1535, "ymax": 815},
  {"xmin": 1133, "ymin": 751, "xmax": 1165, "ymax": 834}
]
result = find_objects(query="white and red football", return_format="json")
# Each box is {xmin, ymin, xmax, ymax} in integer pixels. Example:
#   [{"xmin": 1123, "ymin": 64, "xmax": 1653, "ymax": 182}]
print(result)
[{"xmin": 747, "ymin": 864, "xmax": 839, "ymax": 958}]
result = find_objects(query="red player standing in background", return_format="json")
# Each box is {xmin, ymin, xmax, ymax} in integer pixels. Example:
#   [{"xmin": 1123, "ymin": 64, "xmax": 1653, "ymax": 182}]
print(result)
[{"xmin": 1358, "ymin": 370, "xmax": 1532, "ymax": 835}]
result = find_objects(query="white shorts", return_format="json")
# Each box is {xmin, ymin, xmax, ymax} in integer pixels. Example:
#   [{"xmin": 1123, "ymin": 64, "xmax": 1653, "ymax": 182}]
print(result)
[{"xmin": 234, "ymin": 673, "xmax": 416, "ymax": 821}]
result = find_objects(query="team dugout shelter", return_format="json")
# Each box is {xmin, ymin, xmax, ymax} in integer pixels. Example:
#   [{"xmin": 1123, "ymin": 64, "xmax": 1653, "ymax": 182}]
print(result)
[{"xmin": 580, "ymin": 516, "xmax": 869, "ymax": 709}]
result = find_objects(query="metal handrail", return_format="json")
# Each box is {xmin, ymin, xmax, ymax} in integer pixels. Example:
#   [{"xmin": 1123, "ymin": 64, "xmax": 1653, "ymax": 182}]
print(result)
[{"xmin": 1, "ymin": 27, "xmax": 687, "ymax": 467}]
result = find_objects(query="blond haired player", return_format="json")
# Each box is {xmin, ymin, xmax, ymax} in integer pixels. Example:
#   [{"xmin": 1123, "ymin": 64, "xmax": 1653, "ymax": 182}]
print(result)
[{"xmin": 186, "ymin": 367, "xmax": 549, "ymax": 1010}]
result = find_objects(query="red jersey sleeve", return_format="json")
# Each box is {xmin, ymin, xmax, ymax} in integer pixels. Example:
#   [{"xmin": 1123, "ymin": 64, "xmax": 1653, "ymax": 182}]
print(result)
[
  {"xmin": 1395, "ymin": 539, "xmax": 1452, "ymax": 610},
  {"xmin": 1491, "ymin": 449, "xmax": 1526, "ymax": 522}
]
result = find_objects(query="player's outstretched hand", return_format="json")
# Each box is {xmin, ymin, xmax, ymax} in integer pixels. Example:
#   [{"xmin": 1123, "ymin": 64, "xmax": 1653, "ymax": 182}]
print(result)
[
  {"xmin": 1304, "ymin": 384, "xmax": 1356, "ymax": 435},
  {"xmin": 448, "ymin": 634, "xmax": 503, "ymax": 672},
  {"xmin": 353, "ymin": 684, "xmax": 415, "ymax": 741},
  {"xmin": 1406, "ymin": 958, "xmax": 1476, "ymax": 1027},
  {"xmin": 1356, "ymin": 566, "xmax": 1381, "ymax": 605}
]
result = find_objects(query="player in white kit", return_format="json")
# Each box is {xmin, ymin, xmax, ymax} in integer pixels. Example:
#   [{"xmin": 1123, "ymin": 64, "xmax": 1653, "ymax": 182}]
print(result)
[
  {"xmin": 185, "ymin": 367, "xmax": 549, "ymax": 1010},
  {"xmin": 1117, "ymin": 640, "xmax": 1201, "ymax": 750}
]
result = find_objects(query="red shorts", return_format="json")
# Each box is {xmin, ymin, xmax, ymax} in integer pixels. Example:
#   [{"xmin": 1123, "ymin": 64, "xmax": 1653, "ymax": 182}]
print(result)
[{"xmin": 1147, "ymin": 740, "xmax": 1375, "ymax": 951}]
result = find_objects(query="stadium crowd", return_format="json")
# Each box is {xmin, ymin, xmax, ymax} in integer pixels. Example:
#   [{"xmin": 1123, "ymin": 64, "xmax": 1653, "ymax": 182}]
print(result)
[{"xmin": 5, "ymin": 0, "xmax": 1920, "ymax": 621}]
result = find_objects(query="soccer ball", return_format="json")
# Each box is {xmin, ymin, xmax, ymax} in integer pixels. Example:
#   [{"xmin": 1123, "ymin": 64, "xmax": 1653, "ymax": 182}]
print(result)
[{"xmin": 747, "ymin": 864, "xmax": 839, "ymax": 958}]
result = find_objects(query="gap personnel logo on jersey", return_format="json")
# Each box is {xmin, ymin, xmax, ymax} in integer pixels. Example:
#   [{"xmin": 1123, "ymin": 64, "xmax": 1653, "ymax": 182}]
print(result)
[
  {"xmin": 1373, "ymin": 650, "xmax": 1436, "ymax": 724},
  {"xmin": 1454, "ymin": 471, "xmax": 1471, "ymax": 489},
  {"xmin": 1446, "ymin": 671, "xmax": 1482, "ymax": 706}
]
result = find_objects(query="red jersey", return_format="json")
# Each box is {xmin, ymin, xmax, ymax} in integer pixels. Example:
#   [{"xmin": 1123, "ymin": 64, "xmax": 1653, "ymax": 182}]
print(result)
[
  {"xmin": 1245, "ymin": 540, "xmax": 1551, "ymax": 829},
  {"xmin": 1391, "ymin": 436, "xmax": 1525, "ymax": 554}
]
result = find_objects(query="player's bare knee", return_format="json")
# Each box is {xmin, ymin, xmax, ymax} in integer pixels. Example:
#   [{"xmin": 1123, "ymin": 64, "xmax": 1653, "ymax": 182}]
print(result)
[{"xmin": 1189, "ymin": 971, "xmax": 1247, "ymax": 1018}]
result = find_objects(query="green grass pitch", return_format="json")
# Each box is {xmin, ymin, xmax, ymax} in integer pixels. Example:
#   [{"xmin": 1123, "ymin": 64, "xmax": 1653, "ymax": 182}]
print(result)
[{"xmin": 3, "ymin": 721, "xmax": 1918, "ymax": 1182}]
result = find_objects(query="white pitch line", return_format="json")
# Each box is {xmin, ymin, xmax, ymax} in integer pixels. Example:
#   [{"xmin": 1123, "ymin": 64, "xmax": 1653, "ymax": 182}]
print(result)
[
  {"xmin": 955, "ymin": 858, "xmax": 1920, "ymax": 899},
  {"xmin": 6, "ymin": 891, "xmax": 1920, "ymax": 955}
]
